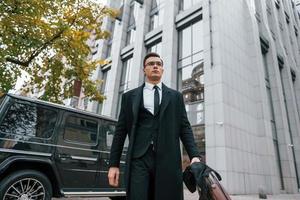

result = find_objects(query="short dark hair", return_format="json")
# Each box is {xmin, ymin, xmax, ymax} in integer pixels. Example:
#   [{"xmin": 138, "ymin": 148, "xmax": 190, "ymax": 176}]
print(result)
[{"xmin": 143, "ymin": 52, "xmax": 163, "ymax": 67}]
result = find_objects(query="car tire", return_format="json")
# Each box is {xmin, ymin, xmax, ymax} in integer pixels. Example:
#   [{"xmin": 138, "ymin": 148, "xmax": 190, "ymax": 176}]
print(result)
[{"xmin": 0, "ymin": 170, "xmax": 52, "ymax": 200}]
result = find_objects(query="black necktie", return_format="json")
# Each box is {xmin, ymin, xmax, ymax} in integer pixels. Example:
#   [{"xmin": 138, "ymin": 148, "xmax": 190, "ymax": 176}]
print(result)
[{"xmin": 154, "ymin": 85, "xmax": 159, "ymax": 115}]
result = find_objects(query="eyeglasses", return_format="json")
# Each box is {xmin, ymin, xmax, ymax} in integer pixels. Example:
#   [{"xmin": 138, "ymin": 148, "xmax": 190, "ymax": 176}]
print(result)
[{"xmin": 145, "ymin": 61, "xmax": 163, "ymax": 67}]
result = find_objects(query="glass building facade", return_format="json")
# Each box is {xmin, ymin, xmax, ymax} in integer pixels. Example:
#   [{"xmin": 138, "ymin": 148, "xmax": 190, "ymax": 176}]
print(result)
[{"xmin": 177, "ymin": 19, "xmax": 205, "ymax": 167}]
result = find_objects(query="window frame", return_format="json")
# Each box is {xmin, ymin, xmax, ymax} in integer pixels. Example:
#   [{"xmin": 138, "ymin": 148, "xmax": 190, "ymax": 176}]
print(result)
[
  {"xmin": 177, "ymin": 19, "xmax": 204, "ymax": 126},
  {"xmin": 179, "ymin": 0, "xmax": 201, "ymax": 11},
  {"xmin": 146, "ymin": 39, "xmax": 162, "ymax": 55},
  {"xmin": 126, "ymin": 0, "xmax": 137, "ymax": 45},
  {"xmin": 149, "ymin": 0, "xmax": 165, "ymax": 31},
  {"xmin": 119, "ymin": 56, "xmax": 133, "ymax": 93},
  {"xmin": 97, "ymin": 67, "xmax": 111, "ymax": 114},
  {"xmin": 178, "ymin": 19, "xmax": 203, "ymax": 69}
]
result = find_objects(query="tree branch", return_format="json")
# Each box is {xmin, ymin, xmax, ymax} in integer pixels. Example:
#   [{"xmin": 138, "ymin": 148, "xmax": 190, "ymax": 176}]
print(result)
[
  {"xmin": 26, "ymin": 15, "xmax": 79, "ymax": 65},
  {"xmin": 5, "ymin": 57, "xmax": 28, "ymax": 67},
  {"xmin": 5, "ymin": 17, "xmax": 77, "ymax": 68},
  {"xmin": 5, "ymin": 2, "xmax": 105, "ymax": 68},
  {"xmin": 25, "ymin": 28, "xmax": 65, "ymax": 65},
  {"xmin": 5, "ymin": 29, "xmax": 64, "ymax": 67}
]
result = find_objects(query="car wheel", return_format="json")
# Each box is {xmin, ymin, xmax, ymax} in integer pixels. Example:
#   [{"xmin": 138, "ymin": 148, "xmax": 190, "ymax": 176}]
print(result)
[{"xmin": 0, "ymin": 170, "xmax": 52, "ymax": 200}]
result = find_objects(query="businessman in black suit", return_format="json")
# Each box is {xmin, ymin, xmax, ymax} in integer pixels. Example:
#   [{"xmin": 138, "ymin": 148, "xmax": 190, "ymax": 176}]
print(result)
[{"xmin": 108, "ymin": 52, "xmax": 200, "ymax": 200}]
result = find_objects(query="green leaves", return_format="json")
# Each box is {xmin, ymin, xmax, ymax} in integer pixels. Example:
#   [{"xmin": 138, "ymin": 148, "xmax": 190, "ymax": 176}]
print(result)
[{"xmin": 0, "ymin": 0, "xmax": 118, "ymax": 104}]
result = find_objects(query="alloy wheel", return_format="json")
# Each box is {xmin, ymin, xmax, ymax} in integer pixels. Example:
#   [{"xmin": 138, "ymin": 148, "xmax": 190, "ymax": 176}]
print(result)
[{"xmin": 3, "ymin": 178, "xmax": 45, "ymax": 200}]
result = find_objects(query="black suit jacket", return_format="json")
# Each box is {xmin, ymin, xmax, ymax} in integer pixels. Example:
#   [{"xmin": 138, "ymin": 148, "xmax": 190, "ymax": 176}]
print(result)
[{"xmin": 109, "ymin": 83, "xmax": 199, "ymax": 200}]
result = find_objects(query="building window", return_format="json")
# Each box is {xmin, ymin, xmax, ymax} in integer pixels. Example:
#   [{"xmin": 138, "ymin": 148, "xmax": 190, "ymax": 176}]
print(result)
[
  {"xmin": 180, "ymin": 62, "xmax": 204, "ymax": 103},
  {"xmin": 278, "ymin": 62, "xmax": 300, "ymax": 188},
  {"xmin": 178, "ymin": 20, "xmax": 204, "ymax": 103},
  {"xmin": 146, "ymin": 40, "xmax": 162, "ymax": 55},
  {"xmin": 109, "ymin": 19, "xmax": 116, "ymax": 37},
  {"xmin": 149, "ymin": 0, "xmax": 165, "ymax": 31},
  {"xmin": 296, "ymin": 1, "xmax": 300, "ymax": 21},
  {"xmin": 291, "ymin": 70, "xmax": 300, "ymax": 126},
  {"xmin": 106, "ymin": 20, "xmax": 115, "ymax": 58},
  {"xmin": 261, "ymin": 50, "xmax": 284, "ymax": 189},
  {"xmin": 145, "ymin": 41, "xmax": 162, "ymax": 81},
  {"xmin": 177, "ymin": 19, "xmax": 204, "ymax": 169},
  {"xmin": 126, "ymin": 1, "xmax": 137, "ymax": 45},
  {"xmin": 262, "ymin": 51, "xmax": 270, "ymax": 84},
  {"xmin": 178, "ymin": 20, "xmax": 203, "ymax": 69},
  {"xmin": 97, "ymin": 67, "xmax": 111, "ymax": 114},
  {"xmin": 82, "ymin": 97, "xmax": 89, "ymax": 110},
  {"xmin": 120, "ymin": 58, "xmax": 132, "ymax": 92},
  {"xmin": 100, "ymin": 69, "xmax": 109, "ymax": 94},
  {"xmin": 179, "ymin": 0, "xmax": 201, "ymax": 11},
  {"xmin": 117, "ymin": 57, "xmax": 133, "ymax": 117},
  {"xmin": 106, "ymin": 42, "xmax": 112, "ymax": 58}
]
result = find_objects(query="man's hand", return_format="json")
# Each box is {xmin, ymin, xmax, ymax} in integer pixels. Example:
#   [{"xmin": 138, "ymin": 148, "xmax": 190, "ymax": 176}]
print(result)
[
  {"xmin": 108, "ymin": 167, "xmax": 120, "ymax": 187},
  {"xmin": 190, "ymin": 157, "xmax": 201, "ymax": 164}
]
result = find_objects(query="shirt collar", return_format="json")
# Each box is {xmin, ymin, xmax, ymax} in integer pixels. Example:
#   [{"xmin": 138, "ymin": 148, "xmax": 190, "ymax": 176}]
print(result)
[{"xmin": 145, "ymin": 81, "xmax": 162, "ymax": 90}]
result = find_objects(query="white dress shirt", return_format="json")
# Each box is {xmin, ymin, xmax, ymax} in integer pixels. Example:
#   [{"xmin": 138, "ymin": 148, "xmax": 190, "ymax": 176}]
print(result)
[{"xmin": 143, "ymin": 82, "xmax": 162, "ymax": 115}]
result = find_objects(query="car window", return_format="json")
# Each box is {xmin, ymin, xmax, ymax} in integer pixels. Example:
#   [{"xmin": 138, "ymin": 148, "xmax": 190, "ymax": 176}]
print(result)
[
  {"xmin": 103, "ymin": 123, "xmax": 128, "ymax": 152},
  {"xmin": 103, "ymin": 124, "xmax": 115, "ymax": 150},
  {"xmin": 64, "ymin": 116, "xmax": 98, "ymax": 145},
  {"xmin": 0, "ymin": 102, "xmax": 58, "ymax": 138}
]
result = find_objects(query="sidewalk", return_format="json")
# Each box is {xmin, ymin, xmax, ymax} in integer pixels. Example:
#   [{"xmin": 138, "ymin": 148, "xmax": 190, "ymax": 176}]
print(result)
[
  {"xmin": 229, "ymin": 194, "xmax": 300, "ymax": 200},
  {"xmin": 184, "ymin": 189, "xmax": 300, "ymax": 200}
]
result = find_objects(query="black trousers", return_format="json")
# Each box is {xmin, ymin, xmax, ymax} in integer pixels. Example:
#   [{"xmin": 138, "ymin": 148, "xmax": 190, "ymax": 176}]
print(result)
[{"xmin": 129, "ymin": 146, "xmax": 156, "ymax": 200}]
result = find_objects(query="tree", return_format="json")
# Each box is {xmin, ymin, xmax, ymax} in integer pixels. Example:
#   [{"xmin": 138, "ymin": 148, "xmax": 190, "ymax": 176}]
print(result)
[{"xmin": 0, "ymin": 0, "xmax": 118, "ymax": 103}]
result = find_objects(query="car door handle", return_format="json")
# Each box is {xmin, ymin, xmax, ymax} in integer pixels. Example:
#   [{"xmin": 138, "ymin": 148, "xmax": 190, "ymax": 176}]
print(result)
[
  {"xmin": 71, "ymin": 156, "xmax": 98, "ymax": 162},
  {"xmin": 58, "ymin": 154, "xmax": 71, "ymax": 160}
]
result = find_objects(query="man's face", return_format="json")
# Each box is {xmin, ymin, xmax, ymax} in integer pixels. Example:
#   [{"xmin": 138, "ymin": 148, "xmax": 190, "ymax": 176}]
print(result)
[{"xmin": 144, "ymin": 56, "xmax": 164, "ymax": 82}]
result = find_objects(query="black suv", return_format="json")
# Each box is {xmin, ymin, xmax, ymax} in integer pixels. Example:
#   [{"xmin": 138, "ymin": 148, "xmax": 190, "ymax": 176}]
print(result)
[{"xmin": 0, "ymin": 94, "xmax": 127, "ymax": 199}]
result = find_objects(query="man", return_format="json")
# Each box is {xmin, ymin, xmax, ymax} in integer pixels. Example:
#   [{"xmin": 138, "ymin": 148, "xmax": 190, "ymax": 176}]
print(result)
[{"xmin": 108, "ymin": 52, "xmax": 200, "ymax": 200}]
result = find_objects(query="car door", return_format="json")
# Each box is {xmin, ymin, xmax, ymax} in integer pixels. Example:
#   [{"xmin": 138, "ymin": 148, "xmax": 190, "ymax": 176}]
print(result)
[
  {"xmin": 98, "ymin": 120, "xmax": 127, "ymax": 190},
  {"xmin": 54, "ymin": 111, "xmax": 101, "ymax": 192}
]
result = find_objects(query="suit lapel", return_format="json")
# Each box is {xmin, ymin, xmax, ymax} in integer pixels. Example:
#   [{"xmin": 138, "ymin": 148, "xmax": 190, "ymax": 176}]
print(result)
[
  {"xmin": 131, "ymin": 83, "xmax": 170, "ymax": 123},
  {"xmin": 131, "ymin": 84, "xmax": 144, "ymax": 125},
  {"xmin": 159, "ymin": 83, "xmax": 171, "ymax": 121}
]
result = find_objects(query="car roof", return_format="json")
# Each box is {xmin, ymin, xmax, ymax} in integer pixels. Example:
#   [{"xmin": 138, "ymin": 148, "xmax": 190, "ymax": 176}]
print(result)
[{"xmin": 5, "ymin": 93, "xmax": 117, "ymax": 122}]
